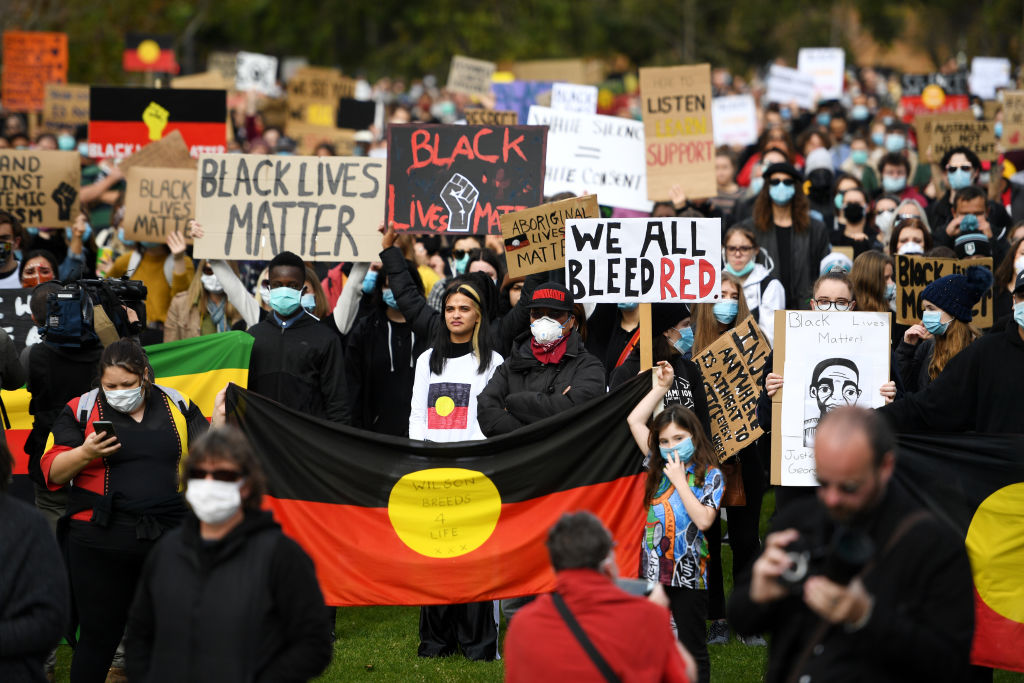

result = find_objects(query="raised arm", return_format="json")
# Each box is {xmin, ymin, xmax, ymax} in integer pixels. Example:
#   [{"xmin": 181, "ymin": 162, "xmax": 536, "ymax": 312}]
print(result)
[
  {"xmin": 189, "ymin": 220, "xmax": 261, "ymax": 327},
  {"xmin": 626, "ymin": 361, "xmax": 674, "ymax": 454}
]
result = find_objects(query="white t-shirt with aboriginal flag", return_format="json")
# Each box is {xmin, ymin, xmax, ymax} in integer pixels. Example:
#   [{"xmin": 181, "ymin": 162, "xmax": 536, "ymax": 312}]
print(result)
[{"xmin": 409, "ymin": 348, "xmax": 503, "ymax": 442}]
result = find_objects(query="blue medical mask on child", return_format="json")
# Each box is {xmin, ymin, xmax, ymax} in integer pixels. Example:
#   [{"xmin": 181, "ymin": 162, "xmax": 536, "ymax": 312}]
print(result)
[
  {"xmin": 301, "ymin": 293, "xmax": 316, "ymax": 313},
  {"xmin": 362, "ymin": 270, "xmax": 378, "ymax": 294},
  {"xmin": 673, "ymin": 326, "xmax": 694, "ymax": 355},
  {"xmin": 660, "ymin": 437, "xmax": 694, "ymax": 464},
  {"xmin": 922, "ymin": 310, "xmax": 950, "ymax": 336},
  {"xmin": 948, "ymin": 169, "xmax": 973, "ymax": 191},
  {"xmin": 382, "ymin": 288, "xmax": 399, "ymax": 309},
  {"xmin": 713, "ymin": 299, "xmax": 739, "ymax": 324},
  {"xmin": 617, "ymin": 302, "xmax": 639, "ymax": 311},
  {"xmin": 769, "ymin": 182, "xmax": 795, "ymax": 206},
  {"xmin": 269, "ymin": 287, "xmax": 302, "ymax": 316},
  {"xmin": 959, "ymin": 214, "xmax": 979, "ymax": 233}
]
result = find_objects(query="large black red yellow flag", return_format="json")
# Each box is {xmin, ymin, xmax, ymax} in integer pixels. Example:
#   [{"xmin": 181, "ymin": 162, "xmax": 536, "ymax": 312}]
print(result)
[
  {"xmin": 224, "ymin": 374, "xmax": 652, "ymax": 606},
  {"xmin": 88, "ymin": 87, "xmax": 226, "ymax": 159},
  {"xmin": 895, "ymin": 433, "xmax": 1024, "ymax": 673},
  {"xmin": 122, "ymin": 34, "xmax": 179, "ymax": 74}
]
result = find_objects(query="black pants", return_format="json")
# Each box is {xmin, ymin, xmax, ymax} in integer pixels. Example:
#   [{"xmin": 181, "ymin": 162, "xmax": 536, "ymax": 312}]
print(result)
[
  {"xmin": 707, "ymin": 447, "xmax": 767, "ymax": 620},
  {"xmin": 67, "ymin": 526, "xmax": 153, "ymax": 683},
  {"xmin": 666, "ymin": 587, "xmax": 709, "ymax": 683},
  {"xmin": 418, "ymin": 602, "xmax": 498, "ymax": 661}
]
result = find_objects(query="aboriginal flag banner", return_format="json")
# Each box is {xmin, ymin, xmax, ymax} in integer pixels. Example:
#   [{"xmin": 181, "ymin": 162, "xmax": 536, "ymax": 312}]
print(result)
[
  {"xmin": 224, "ymin": 373, "xmax": 652, "ymax": 606},
  {"xmin": 895, "ymin": 433, "xmax": 1024, "ymax": 673}
]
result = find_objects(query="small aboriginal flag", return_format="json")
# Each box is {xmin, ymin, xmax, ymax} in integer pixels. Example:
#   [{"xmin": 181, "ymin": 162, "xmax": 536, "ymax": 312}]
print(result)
[
  {"xmin": 224, "ymin": 373, "xmax": 653, "ymax": 606},
  {"xmin": 427, "ymin": 382, "xmax": 470, "ymax": 430},
  {"xmin": 504, "ymin": 234, "xmax": 530, "ymax": 252},
  {"xmin": 123, "ymin": 34, "xmax": 179, "ymax": 74}
]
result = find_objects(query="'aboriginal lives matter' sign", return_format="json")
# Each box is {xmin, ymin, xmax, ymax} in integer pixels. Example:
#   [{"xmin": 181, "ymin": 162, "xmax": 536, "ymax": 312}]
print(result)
[
  {"xmin": 500, "ymin": 194, "xmax": 599, "ymax": 278},
  {"xmin": 386, "ymin": 124, "xmax": 547, "ymax": 235}
]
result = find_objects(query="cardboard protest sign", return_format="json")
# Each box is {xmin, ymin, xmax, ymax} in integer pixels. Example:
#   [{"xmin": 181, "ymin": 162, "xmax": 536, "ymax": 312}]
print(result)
[
  {"xmin": 895, "ymin": 254, "xmax": 993, "ymax": 329},
  {"xmin": 970, "ymin": 57, "xmax": 1012, "ymax": 100},
  {"xmin": 493, "ymin": 81, "xmax": 553, "ymax": 124},
  {"xmin": 528, "ymin": 106, "xmax": 650, "ymax": 212},
  {"xmin": 89, "ymin": 87, "xmax": 227, "ymax": 159},
  {"xmin": 765, "ymin": 65, "xmax": 815, "ymax": 110},
  {"xmin": 118, "ymin": 130, "xmax": 196, "ymax": 173},
  {"xmin": 284, "ymin": 121, "xmax": 356, "ymax": 156},
  {"xmin": 914, "ymin": 112, "xmax": 997, "ymax": 163},
  {"xmin": 2, "ymin": 32, "xmax": 68, "ymax": 112},
  {"xmin": 500, "ymin": 194, "xmax": 598, "ymax": 278},
  {"xmin": 207, "ymin": 52, "xmax": 237, "ymax": 81},
  {"xmin": 564, "ymin": 217, "xmax": 722, "ymax": 303},
  {"xmin": 0, "ymin": 289, "xmax": 41, "ymax": 352},
  {"xmin": 446, "ymin": 56, "xmax": 497, "ymax": 98},
  {"xmin": 287, "ymin": 67, "xmax": 355, "ymax": 103},
  {"xmin": 695, "ymin": 316, "xmax": 771, "ymax": 462},
  {"xmin": 0, "ymin": 150, "xmax": 80, "ymax": 227},
  {"xmin": 797, "ymin": 48, "xmax": 845, "ymax": 101},
  {"xmin": 712, "ymin": 95, "xmax": 758, "ymax": 147},
  {"xmin": 771, "ymin": 310, "xmax": 890, "ymax": 486},
  {"xmin": 640, "ymin": 64, "xmax": 715, "ymax": 201},
  {"xmin": 551, "ymin": 83, "xmax": 598, "ymax": 114},
  {"xmin": 123, "ymin": 167, "xmax": 194, "ymax": 242},
  {"xmin": 465, "ymin": 109, "xmax": 518, "ymax": 126},
  {"xmin": 194, "ymin": 154, "xmax": 384, "ymax": 262},
  {"xmin": 510, "ymin": 59, "xmax": 605, "ymax": 85},
  {"xmin": 235, "ymin": 52, "xmax": 278, "ymax": 94},
  {"xmin": 171, "ymin": 71, "xmax": 234, "ymax": 90},
  {"xmin": 900, "ymin": 72, "xmax": 970, "ymax": 122},
  {"xmin": 336, "ymin": 98, "xmax": 375, "ymax": 130},
  {"xmin": 1001, "ymin": 91, "xmax": 1024, "ymax": 148},
  {"xmin": 386, "ymin": 124, "xmax": 547, "ymax": 235},
  {"xmin": 43, "ymin": 84, "xmax": 89, "ymax": 130}
]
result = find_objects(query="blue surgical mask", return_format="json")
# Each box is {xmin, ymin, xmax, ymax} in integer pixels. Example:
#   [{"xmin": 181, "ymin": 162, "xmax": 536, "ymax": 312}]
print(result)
[
  {"xmin": 673, "ymin": 326, "xmax": 694, "ymax": 355},
  {"xmin": 617, "ymin": 302, "xmax": 639, "ymax": 311},
  {"xmin": 118, "ymin": 227, "xmax": 135, "ymax": 246},
  {"xmin": 885, "ymin": 282, "xmax": 896, "ymax": 301},
  {"xmin": 725, "ymin": 260, "xmax": 754, "ymax": 277},
  {"xmin": 948, "ymin": 169, "xmax": 973, "ymax": 191},
  {"xmin": 301, "ymin": 293, "xmax": 316, "ymax": 313},
  {"xmin": 780, "ymin": 107, "xmax": 792, "ymax": 121},
  {"xmin": 25, "ymin": 227, "xmax": 39, "ymax": 237},
  {"xmin": 834, "ymin": 192, "xmax": 844, "ymax": 210},
  {"xmin": 660, "ymin": 437, "xmax": 695, "ymax": 464},
  {"xmin": 57, "ymin": 134, "xmax": 76, "ymax": 151},
  {"xmin": 995, "ymin": 121, "xmax": 1004, "ymax": 139},
  {"xmin": 922, "ymin": 310, "xmax": 950, "ymax": 336},
  {"xmin": 959, "ymin": 214, "xmax": 979, "ymax": 233},
  {"xmin": 1014, "ymin": 301, "xmax": 1024, "ymax": 330},
  {"xmin": 871, "ymin": 132, "xmax": 885, "ymax": 147},
  {"xmin": 66, "ymin": 222, "xmax": 93, "ymax": 243},
  {"xmin": 749, "ymin": 176, "xmax": 764, "ymax": 195},
  {"xmin": 769, "ymin": 182, "xmax": 795, "ymax": 205},
  {"xmin": 454, "ymin": 253, "xmax": 470, "ymax": 274},
  {"xmin": 883, "ymin": 116, "xmax": 895, "ymax": 127},
  {"xmin": 884, "ymin": 134, "xmax": 906, "ymax": 152},
  {"xmin": 816, "ymin": 112, "xmax": 832, "ymax": 127},
  {"xmin": 77, "ymin": 142, "xmax": 90, "ymax": 157},
  {"xmin": 382, "ymin": 288, "xmax": 399, "ymax": 309},
  {"xmin": 882, "ymin": 175, "xmax": 906, "ymax": 193},
  {"xmin": 851, "ymin": 105, "xmax": 870, "ymax": 121},
  {"xmin": 269, "ymin": 286, "xmax": 302, "ymax": 317},
  {"xmin": 851, "ymin": 149, "xmax": 869, "ymax": 165},
  {"xmin": 362, "ymin": 269, "xmax": 378, "ymax": 294},
  {"xmin": 713, "ymin": 299, "xmax": 739, "ymax": 324}
]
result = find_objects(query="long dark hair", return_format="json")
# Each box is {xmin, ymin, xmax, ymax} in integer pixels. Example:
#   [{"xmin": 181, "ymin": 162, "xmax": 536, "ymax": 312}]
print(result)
[
  {"xmin": 98, "ymin": 338, "xmax": 152, "ymax": 395},
  {"xmin": 994, "ymin": 237, "xmax": 1023, "ymax": 295},
  {"xmin": 644, "ymin": 406, "xmax": 718, "ymax": 504},
  {"xmin": 753, "ymin": 177, "xmax": 810, "ymax": 233},
  {"xmin": 428, "ymin": 278, "xmax": 494, "ymax": 375}
]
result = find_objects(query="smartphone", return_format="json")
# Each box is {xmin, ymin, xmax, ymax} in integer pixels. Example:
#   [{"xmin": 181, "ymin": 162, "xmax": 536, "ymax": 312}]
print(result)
[{"xmin": 92, "ymin": 421, "xmax": 117, "ymax": 441}]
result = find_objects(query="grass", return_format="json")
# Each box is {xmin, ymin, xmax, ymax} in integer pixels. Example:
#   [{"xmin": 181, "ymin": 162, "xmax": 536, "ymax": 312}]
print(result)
[{"xmin": 52, "ymin": 489, "xmax": 1024, "ymax": 682}]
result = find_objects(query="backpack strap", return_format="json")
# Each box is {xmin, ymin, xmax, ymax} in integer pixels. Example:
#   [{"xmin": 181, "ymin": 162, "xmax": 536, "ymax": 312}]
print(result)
[{"xmin": 76, "ymin": 389, "xmax": 101, "ymax": 431}]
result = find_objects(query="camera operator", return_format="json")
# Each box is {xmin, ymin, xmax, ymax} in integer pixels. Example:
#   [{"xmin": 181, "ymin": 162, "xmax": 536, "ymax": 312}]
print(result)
[{"xmin": 727, "ymin": 407, "xmax": 974, "ymax": 682}]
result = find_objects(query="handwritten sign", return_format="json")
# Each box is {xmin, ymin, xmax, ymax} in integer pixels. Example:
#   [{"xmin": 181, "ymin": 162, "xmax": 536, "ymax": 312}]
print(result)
[
  {"xmin": 286, "ymin": 66, "xmax": 355, "ymax": 127},
  {"xmin": 2, "ymin": 32, "xmax": 68, "ymax": 112},
  {"xmin": 500, "ymin": 194, "xmax": 598, "ymax": 278},
  {"xmin": 235, "ymin": 51, "xmax": 278, "ymax": 94},
  {"xmin": 446, "ymin": 56, "xmax": 497, "ymax": 98},
  {"xmin": 528, "ymin": 106, "xmax": 650, "ymax": 212},
  {"xmin": 465, "ymin": 109, "xmax": 518, "ymax": 126},
  {"xmin": 696, "ymin": 316, "xmax": 770, "ymax": 461},
  {"xmin": 194, "ymin": 154, "xmax": 384, "ymax": 262},
  {"xmin": 1003, "ymin": 91, "xmax": 1024, "ymax": 148},
  {"xmin": 0, "ymin": 150, "xmax": 79, "ymax": 227},
  {"xmin": 640, "ymin": 64, "xmax": 715, "ymax": 201},
  {"xmin": 772, "ymin": 310, "xmax": 890, "ymax": 486},
  {"xmin": 511, "ymin": 59, "xmax": 605, "ymax": 85},
  {"xmin": 712, "ymin": 95, "xmax": 758, "ymax": 147},
  {"xmin": 551, "ymin": 83, "xmax": 598, "ymax": 114},
  {"xmin": 386, "ymin": 124, "xmax": 546, "ymax": 235},
  {"xmin": 895, "ymin": 254, "xmax": 993, "ymax": 329},
  {"xmin": 914, "ymin": 112, "xmax": 997, "ymax": 163},
  {"xmin": 797, "ymin": 48, "xmax": 845, "ymax": 101},
  {"xmin": 42, "ymin": 84, "xmax": 89, "ymax": 130},
  {"xmin": 0, "ymin": 289, "xmax": 39, "ymax": 351},
  {"xmin": 765, "ymin": 64, "xmax": 815, "ymax": 111},
  {"xmin": 970, "ymin": 57, "xmax": 1012, "ymax": 100},
  {"xmin": 123, "ymin": 167, "xmax": 194, "ymax": 242},
  {"xmin": 564, "ymin": 217, "xmax": 722, "ymax": 304}
]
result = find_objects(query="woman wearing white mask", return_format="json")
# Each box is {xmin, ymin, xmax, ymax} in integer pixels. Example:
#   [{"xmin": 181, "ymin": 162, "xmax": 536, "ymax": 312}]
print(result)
[
  {"xmin": 41, "ymin": 339, "xmax": 217, "ymax": 683},
  {"xmin": 164, "ymin": 260, "xmax": 244, "ymax": 342},
  {"xmin": 871, "ymin": 194, "xmax": 900, "ymax": 246},
  {"xmin": 887, "ymin": 216, "xmax": 933, "ymax": 256},
  {"xmin": 126, "ymin": 427, "xmax": 332, "ymax": 682}
]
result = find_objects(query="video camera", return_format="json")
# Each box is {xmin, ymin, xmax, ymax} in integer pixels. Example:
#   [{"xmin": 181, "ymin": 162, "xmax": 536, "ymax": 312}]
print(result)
[
  {"xmin": 43, "ymin": 277, "xmax": 148, "ymax": 348},
  {"xmin": 779, "ymin": 525, "xmax": 875, "ymax": 592}
]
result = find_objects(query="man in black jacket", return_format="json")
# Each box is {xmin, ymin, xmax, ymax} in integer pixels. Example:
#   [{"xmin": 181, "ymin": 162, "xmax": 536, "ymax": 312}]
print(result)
[
  {"xmin": 477, "ymin": 282, "xmax": 605, "ymax": 436},
  {"xmin": 246, "ymin": 251, "xmax": 350, "ymax": 424},
  {"xmin": 728, "ymin": 407, "xmax": 974, "ymax": 682}
]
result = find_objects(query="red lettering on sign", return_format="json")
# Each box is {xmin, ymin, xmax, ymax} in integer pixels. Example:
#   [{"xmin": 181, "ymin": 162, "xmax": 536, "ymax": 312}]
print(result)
[
  {"xmin": 699, "ymin": 260, "xmax": 716, "ymax": 299},
  {"xmin": 503, "ymin": 128, "xmax": 527, "ymax": 162},
  {"xmin": 676, "ymin": 258, "xmax": 694, "ymax": 300},
  {"xmin": 660, "ymin": 259, "xmax": 676, "ymax": 299},
  {"xmin": 473, "ymin": 129, "xmax": 498, "ymax": 163},
  {"xmin": 407, "ymin": 129, "xmax": 435, "ymax": 173}
]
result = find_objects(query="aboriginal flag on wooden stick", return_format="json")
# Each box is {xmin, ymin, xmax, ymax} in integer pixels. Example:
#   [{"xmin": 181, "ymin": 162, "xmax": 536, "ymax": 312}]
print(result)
[
  {"xmin": 224, "ymin": 373, "xmax": 652, "ymax": 607},
  {"xmin": 894, "ymin": 433, "xmax": 1024, "ymax": 673},
  {"xmin": 123, "ymin": 34, "xmax": 179, "ymax": 73}
]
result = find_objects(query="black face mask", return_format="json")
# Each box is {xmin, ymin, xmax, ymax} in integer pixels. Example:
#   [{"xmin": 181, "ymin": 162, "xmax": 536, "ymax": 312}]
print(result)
[{"xmin": 842, "ymin": 204, "xmax": 866, "ymax": 224}]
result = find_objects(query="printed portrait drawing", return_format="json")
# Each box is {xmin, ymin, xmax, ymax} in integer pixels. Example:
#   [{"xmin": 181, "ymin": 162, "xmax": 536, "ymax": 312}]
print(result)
[{"xmin": 803, "ymin": 357, "xmax": 862, "ymax": 447}]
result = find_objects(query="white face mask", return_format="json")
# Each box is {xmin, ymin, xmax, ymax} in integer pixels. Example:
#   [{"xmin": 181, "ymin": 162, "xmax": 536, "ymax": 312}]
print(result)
[
  {"xmin": 186, "ymin": 478, "xmax": 244, "ymax": 524},
  {"xmin": 1014, "ymin": 256, "xmax": 1024, "ymax": 275},
  {"xmin": 200, "ymin": 273, "xmax": 224, "ymax": 293},
  {"xmin": 104, "ymin": 386, "xmax": 144, "ymax": 414},
  {"xmin": 898, "ymin": 241, "xmax": 925, "ymax": 255},
  {"xmin": 531, "ymin": 316, "xmax": 565, "ymax": 343}
]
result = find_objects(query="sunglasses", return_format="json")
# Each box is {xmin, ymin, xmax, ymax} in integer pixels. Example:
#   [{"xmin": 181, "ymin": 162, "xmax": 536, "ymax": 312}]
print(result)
[
  {"xmin": 768, "ymin": 178, "xmax": 795, "ymax": 187},
  {"xmin": 202, "ymin": 266, "xmax": 214, "ymax": 276},
  {"xmin": 946, "ymin": 165, "xmax": 973, "ymax": 174},
  {"xmin": 187, "ymin": 467, "xmax": 243, "ymax": 482},
  {"xmin": 452, "ymin": 248, "xmax": 481, "ymax": 260}
]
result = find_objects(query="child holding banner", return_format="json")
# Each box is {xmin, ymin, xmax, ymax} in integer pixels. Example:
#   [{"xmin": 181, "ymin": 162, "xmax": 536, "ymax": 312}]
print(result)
[{"xmin": 628, "ymin": 361, "xmax": 723, "ymax": 683}]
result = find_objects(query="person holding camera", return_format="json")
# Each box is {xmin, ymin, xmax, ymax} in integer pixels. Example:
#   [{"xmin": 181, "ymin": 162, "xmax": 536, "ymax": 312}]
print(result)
[{"xmin": 727, "ymin": 407, "xmax": 974, "ymax": 682}]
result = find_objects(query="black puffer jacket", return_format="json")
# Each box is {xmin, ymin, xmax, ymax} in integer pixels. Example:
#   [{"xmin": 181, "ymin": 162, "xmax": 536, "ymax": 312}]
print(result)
[{"xmin": 477, "ymin": 330, "xmax": 606, "ymax": 436}]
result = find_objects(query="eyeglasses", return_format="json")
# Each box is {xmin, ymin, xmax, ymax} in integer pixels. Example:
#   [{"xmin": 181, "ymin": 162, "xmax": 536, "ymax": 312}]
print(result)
[
  {"xmin": 725, "ymin": 245, "xmax": 754, "ymax": 255},
  {"xmin": 452, "ymin": 248, "xmax": 481, "ymax": 260},
  {"xmin": 813, "ymin": 378, "xmax": 861, "ymax": 401},
  {"xmin": 187, "ymin": 467, "xmax": 244, "ymax": 482},
  {"xmin": 768, "ymin": 178, "xmax": 795, "ymax": 187},
  {"xmin": 813, "ymin": 298, "xmax": 852, "ymax": 311},
  {"xmin": 946, "ymin": 165, "xmax": 973, "ymax": 174}
]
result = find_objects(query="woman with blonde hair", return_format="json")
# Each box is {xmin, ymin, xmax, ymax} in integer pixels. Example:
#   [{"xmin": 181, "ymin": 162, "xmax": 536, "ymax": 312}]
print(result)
[{"xmin": 692, "ymin": 273, "xmax": 751, "ymax": 353}]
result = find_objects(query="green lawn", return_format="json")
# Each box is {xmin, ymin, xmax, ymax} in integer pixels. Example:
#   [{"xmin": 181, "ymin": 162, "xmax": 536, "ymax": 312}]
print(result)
[{"xmin": 53, "ymin": 490, "xmax": 1024, "ymax": 682}]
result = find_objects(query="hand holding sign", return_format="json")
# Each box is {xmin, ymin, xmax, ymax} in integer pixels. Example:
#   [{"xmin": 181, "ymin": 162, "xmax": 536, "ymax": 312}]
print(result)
[
  {"xmin": 440, "ymin": 173, "xmax": 480, "ymax": 233},
  {"xmin": 51, "ymin": 182, "xmax": 78, "ymax": 221}
]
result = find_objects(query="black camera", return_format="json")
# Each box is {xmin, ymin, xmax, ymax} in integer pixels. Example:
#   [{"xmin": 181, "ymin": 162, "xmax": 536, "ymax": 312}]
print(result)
[
  {"xmin": 44, "ymin": 277, "xmax": 148, "ymax": 348},
  {"xmin": 779, "ymin": 526, "xmax": 875, "ymax": 593}
]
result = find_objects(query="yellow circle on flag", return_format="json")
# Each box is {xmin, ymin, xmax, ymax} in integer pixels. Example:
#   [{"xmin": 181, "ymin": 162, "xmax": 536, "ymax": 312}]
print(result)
[
  {"xmin": 966, "ymin": 482, "xmax": 1024, "ymax": 622},
  {"xmin": 137, "ymin": 40, "xmax": 161, "ymax": 65},
  {"xmin": 434, "ymin": 395, "xmax": 456, "ymax": 417},
  {"xmin": 921, "ymin": 84, "xmax": 946, "ymax": 109},
  {"xmin": 388, "ymin": 468, "xmax": 501, "ymax": 558}
]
